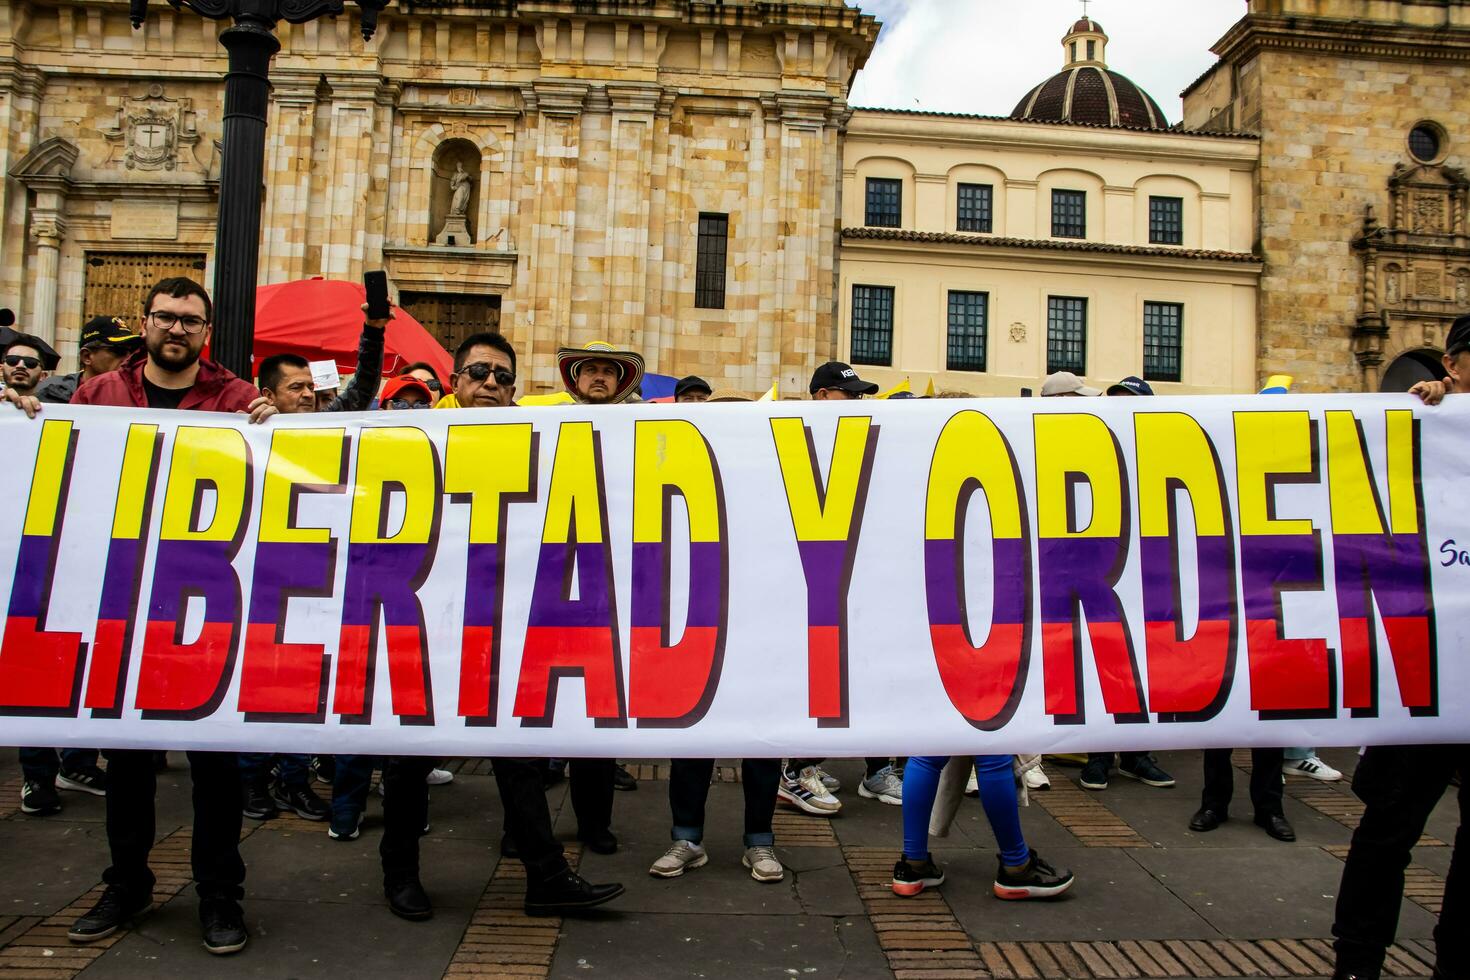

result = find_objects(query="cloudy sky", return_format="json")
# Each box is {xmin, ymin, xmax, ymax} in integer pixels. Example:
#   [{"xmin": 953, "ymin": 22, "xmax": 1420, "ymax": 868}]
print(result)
[{"xmin": 847, "ymin": 1, "xmax": 1246, "ymax": 124}]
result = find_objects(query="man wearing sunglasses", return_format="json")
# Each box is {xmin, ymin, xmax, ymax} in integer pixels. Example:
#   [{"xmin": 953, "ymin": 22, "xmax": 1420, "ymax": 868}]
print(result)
[
  {"xmin": 33, "ymin": 316, "xmax": 143, "ymax": 405},
  {"xmin": 2, "ymin": 334, "xmax": 49, "ymax": 397},
  {"xmin": 431, "ymin": 331, "xmax": 517, "ymax": 408}
]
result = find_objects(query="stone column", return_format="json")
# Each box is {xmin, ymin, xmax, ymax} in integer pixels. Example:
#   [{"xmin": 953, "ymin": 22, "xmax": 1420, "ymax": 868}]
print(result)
[{"xmin": 27, "ymin": 214, "xmax": 62, "ymax": 345}]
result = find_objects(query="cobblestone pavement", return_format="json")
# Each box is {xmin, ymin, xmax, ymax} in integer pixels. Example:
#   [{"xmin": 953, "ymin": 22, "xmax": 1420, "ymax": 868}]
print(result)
[{"xmin": 0, "ymin": 748, "xmax": 1456, "ymax": 979}]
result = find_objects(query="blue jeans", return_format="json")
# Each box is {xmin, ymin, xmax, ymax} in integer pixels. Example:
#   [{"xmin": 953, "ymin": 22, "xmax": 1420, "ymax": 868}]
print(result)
[
  {"xmin": 20, "ymin": 747, "xmax": 98, "ymax": 783},
  {"xmin": 331, "ymin": 755, "xmax": 378, "ymax": 822},
  {"xmin": 237, "ymin": 753, "xmax": 310, "ymax": 786},
  {"xmin": 670, "ymin": 759, "xmax": 781, "ymax": 847},
  {"xmin": 902, "ymin": 755, "xmax": 1029, "ymax": 867}
]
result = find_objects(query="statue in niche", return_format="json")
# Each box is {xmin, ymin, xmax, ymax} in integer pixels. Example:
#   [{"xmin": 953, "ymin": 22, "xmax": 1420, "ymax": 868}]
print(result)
[
  {"xmin": 448, "ymin": 162, "xmax": 472, "ymax": 219},
  {"xmin": 430, "ymin": 139, "xmax": 481, "ymax": 247},
  {"xmin": 1384, "ymin": 267, "xmax": 1401, "ymax": 305}
]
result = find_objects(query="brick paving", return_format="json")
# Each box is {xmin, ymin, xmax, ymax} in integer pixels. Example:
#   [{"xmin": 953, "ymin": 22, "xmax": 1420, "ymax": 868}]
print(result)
[{"xmin": 0, "ymin": 748, "xmax": 1455, "ymax": 979}]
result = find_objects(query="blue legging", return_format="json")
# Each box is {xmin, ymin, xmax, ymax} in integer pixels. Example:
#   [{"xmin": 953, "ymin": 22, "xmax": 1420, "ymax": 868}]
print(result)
[{"xmin": 902, "ymin": 755, "xmax": 1029, "ymax": 867}]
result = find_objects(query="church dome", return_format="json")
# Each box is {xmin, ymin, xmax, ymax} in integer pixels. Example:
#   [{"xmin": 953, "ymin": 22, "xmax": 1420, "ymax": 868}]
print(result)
[{"xmin": 1010, "ymin": 18, "xmax": 1170, "ymax": 130}]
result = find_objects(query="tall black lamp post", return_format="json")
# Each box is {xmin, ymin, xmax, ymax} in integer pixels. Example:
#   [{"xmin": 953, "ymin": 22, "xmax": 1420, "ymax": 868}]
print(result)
[{"xmin": 129, "ymin": 0, "xmax": 385, "ymax": 381}]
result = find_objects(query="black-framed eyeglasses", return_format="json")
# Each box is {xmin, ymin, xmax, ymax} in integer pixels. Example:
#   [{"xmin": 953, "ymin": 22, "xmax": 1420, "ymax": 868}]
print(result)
[
  {"xmin": 3, "ymin": 355, "xmax": 40, "ymax": 369},
  {"xmin": 385, "ymin": 398, "xmax": 430, "ymax": 410},
  {"xmin": 146, "ymin": 311, "xmax": 208, "ymax": 334},
  {"xmin": 461, "ymin": 362, "xmax": 515, "ymax": 387}
]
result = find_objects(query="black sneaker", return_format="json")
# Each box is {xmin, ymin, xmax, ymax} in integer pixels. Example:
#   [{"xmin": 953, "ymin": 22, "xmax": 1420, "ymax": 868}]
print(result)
[
  {"xmin": 241, "ymin": 780, "xmax": 277, "ymax": 820},
  {"xmin": 311, "ymin": 755, "xmax": 335, "ymax": 785},
  {"xmin": 993, "ymin": 850, "xmax": 1075, "ymax": 900},
  {"xmin": 1078, "ymin": 758, "xmax": 1110, "ymax": 791},
  {"xmin": 385, "ymin": 877, "xmax": 433, "ymax": 920},
  {"xmin": 68, "ymin": 884, "xmax": 153, "ymax": 942},
  {"xmin": 200, "ymin": 898, "xmax": 248, "ymax": 955},
  {"xmin": 20, "ymin": 779, "xmax": 62, "ymax": 816},
  {"xmin": 272, "ymin": 782, "xmax": 329, "ymax": 821},
  {"xmin": 57, "ymin": 764, "xmax": 108, "ymax": 796},
  {"xmin": 612, "ymin": 764, "xmax": 638, "ymax": 791},
  {"xmin": 1117, "ymin": 754, "xmax": 1175, "ymax": 788},
  {"xmin": 524, "ymin": 869, "xmax": 624, "ymax": 916},
  {"xmin": 328, "ymin": 809, "xmax": 363, "ymax": 841},
  {"xmin": 891, "ymin": 855, "xmax": 945, "ymax": 897}
]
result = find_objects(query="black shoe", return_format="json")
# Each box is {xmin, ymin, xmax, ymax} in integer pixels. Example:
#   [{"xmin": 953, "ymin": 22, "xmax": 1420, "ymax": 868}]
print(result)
[
  {"xmin": 311, "ymin": 755, "xmax": 335, "ymax": 785},
  {"xmin": 68, "ymin": 884, "xmax": 153, "ymax": 942},
  {"xmin": 524, "ymin": 869, "xmax": 624, "ymax": 916},
  {"xmin": 57, "ymin": 764, "xmax": 108, "ymax": 796},
  {"xmin": 1255, "ymin": 812, "xmax": 1296, "ymax": 842},
  {"xmin": 200, "ymin": 898, "xmax": 248, "ymax": 955},
  {"xmin": 1078, "ymin": 759, "xmax": 1109, "ymax": 791},
  {"xmin": 993, "ymin": 850, "xmax": 1075, "ymax": 900},
  {"xmin": 578, "ymin": 828, "xmax": 619, "ymax": 855},
  {"xmin": 612, "ymin": 764, "xmax": 638, "ymax": 791},
  {"xmin": 241, "ymin": 780, "xmax": 277, "ymax": 821},
  {"xmin": 272, "ymin": 782, "xmax": 329, "ymax": 821},
  {"xmin": 1116, "ymin": 754, "xmax": 1175, "ymax": 788},
  {"xmin": 891, "ymin": 855, "xmax": 945, "ymax": 896},
  {"xmin": 1189, "ymin": 807, "xmax": 1226, "ymax": 832},
  {"xmin": 385, "ymin": 877, "xmax": 433, "ymax": 920},
  {"xmin": 500, "ymin": 833, "xmax": 520, "ymax": 859},
  {"xmin": 20, "ymin": 779, "xmax": 62, "ymax": 816}
]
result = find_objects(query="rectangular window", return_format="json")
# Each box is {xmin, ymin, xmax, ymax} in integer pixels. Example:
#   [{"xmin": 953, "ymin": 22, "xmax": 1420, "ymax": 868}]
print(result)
[
  {"xmin": 1143, "ymin": 301, "xmax": 1183, "ymax": 382},
  {"xmin": 1149, "ymin": 196, "xmax": 1183, "ymax": 245},
  {"xmin": 694, "ymin": 212, "xmax": 729, "ymax": 309},
  {"xmin": 946, "ymin": 291, "xmax": 988, "ymax": 372},
  {"xmin": 1046, "ymin": 296, "xmax": 1088, "ymax": 374},
  {"xmin": 865, "ymin": 177, "xmax": 902, "ymax": 227},
  {"xmin": 956, "ymin": 183, "xmax": 993, "ymax": 233},
  {"xmin": 851, "ymin": 284, "xmax": 894, "ymax": 366},
  {"xmin": 1051, "ymin": 189, "xmax": 1086, "ymax": 238}
]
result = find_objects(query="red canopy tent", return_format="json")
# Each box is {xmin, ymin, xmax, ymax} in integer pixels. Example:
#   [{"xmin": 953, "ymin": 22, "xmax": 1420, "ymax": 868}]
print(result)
[{"xmin": 252, "ymin": 278, "xmax": 453, "ymax": 383}]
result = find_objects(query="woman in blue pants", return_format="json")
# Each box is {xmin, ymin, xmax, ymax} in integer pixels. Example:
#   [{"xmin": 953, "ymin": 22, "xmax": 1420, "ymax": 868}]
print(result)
[{"xmin": 893, "ymin": 754, "xmax": 1075, "ymax": 899}]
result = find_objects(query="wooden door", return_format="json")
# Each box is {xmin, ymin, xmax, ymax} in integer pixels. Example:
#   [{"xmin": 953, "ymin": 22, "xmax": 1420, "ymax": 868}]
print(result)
[
  {"xmin": 398, "ymin": 292, "xmax": 501, "ymax": 353},
  {"xmin": 83, "ymin": 252, "xmax": 208, "ymax": 326}
]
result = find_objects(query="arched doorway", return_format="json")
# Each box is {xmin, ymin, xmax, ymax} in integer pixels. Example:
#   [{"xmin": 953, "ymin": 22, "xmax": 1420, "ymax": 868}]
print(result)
[{"xmin": 1380, "ymin": 349, "xmax": 1444, "ymax": 392}]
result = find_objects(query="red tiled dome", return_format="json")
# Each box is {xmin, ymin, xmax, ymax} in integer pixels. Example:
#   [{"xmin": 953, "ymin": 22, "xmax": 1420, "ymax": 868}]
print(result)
[
  {"xmin": 1070, "ymin": 17, "xmax": 1104, "ymax": 34},
  {"xmin": 1010, "ymin": 66, "xmax": 1168, "ymax": 130}
]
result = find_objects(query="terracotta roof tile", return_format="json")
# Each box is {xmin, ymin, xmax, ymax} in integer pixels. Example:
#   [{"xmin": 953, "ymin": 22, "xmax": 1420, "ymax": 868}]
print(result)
[{"xmin": 841, "ymin": 227, "xmax": 1261, "ymax": 263}]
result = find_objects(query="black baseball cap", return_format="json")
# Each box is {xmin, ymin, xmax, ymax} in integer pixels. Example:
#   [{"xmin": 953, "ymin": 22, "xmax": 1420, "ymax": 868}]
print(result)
[
  {"xmin": 809, "ymin": 360, "xmax": 879, "ymax": 396},
  {"xmin": 674, "ymin": 375, "xmax": 712, "ymax": 398},
  {"xmin": 1448, "ymin": 315, "xmax": 1470, "ymax": 357},
  {"xmin": 80, "ymin": 315, "xmax": 143, "ymax": 351},
  {"xmin": 1107, "ymin": 376, "xmax": 1155, "ymax": 396}
]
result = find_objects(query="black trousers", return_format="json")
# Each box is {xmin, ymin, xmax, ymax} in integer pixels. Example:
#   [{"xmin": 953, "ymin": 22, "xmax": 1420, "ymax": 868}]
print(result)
[
  {"xmin": 669, "ymin": 759, "xmax": 781, "ymax": 847},
  {"xmin": 569, "ymin": 758, "xmax": 615, "ymax": 836},
  {"xmin": 1200, "ymin": 747, "xmax": 1284, "ymax": 818},
  {"xmin": 102, "ymin": 749, "xmax": 245, "ymax": 902},
  {"xmin": 1333, "ymin": 744, "xmax": 1466, "ymax": 977},
  {"xmin": 379, "ymin": 756, "xmax": 569, "ymax": 885}
]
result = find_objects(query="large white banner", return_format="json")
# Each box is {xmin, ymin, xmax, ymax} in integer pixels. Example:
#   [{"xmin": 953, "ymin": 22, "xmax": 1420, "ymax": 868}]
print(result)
[{"xmin": 0, "ymin": 396, "xmax": 1466, "ymax": 757}]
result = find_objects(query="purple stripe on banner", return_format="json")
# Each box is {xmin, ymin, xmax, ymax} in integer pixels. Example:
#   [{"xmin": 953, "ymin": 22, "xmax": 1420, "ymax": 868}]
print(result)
[
  {"xmin": 797, "ymin": 539, "xmax": 850, "ymax": 627},
  {"xmin": 1139, "ymin": 535, "xmax": 1236, "ymax": 623},
  {"xmin": 462, "ymin": 542, "xmax": 502, "ymax": 629},
  {"xmin": 1038, "ymin": 537, "xmax": 1126, "ymax": 623},
  {"xmin": 1239, "ymin": 532, "xmax": 1323, "ymax": 620},
  {"xmin": 248, "ymin": 541, "xmax": 334, "ymax": 624},
  {"xmin": 527, "ymin": 542, "xmax": 614, "ymax": 628},
  {"xmin": 4, "ymin": 535, "xmax": 53, "ymax": 620},
  {"xmin": 924, "ymin": 537, "xmax": 1028, "ymax": 627},
  {"xmin": 1333, "ymin": 532, "xmax": 1431, "ymax": 620},
  {"xmin": 148, "ymin": 539, "xmax": 241, "ymax": 625},
  {"xmin": 341, "ymin": 542, "xmax": 433, "ymax": 628},
  {"xmin": 630, "ymin": 541, "xmax": 724, "ymax": 630},
  {"xmin": 98, "ymin": 537, "xmax": 148, "ymax": 621}
]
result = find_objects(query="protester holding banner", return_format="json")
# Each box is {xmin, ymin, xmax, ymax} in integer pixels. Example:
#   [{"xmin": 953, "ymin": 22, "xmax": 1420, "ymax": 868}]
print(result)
[
  {"xmin": 34, "ymin": 316, "xmax": 142, "ymax": 405},
  {"xmin": 1, "ymin": 333, "xmax": 51, "ymax": 398},
  {"xmin": 254, "ymin": 303, "xmax": 389, "ymax": 415}
]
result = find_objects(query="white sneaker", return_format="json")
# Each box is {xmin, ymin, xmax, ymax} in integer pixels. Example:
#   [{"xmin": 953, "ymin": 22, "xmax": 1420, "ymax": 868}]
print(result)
[
  {"xmin": 777, "ymin": 766, "xmax": 842, "ymax": 815},
  {"xmin": 965, "ymin": 769, "xmax": 979, "ymax": 796},
  {"xmin": 1284, "ymin": 756, "xmax": 1342, "ymax": 781},
  {"xmin": 426, "ymin": 768, "xmax": 454, "ymax": 786},
  {"xmin": 649, "ymin": 840, "xmax": 708, "ymax": 878},
  {"xmin": 858, "ymin": 765, "xmax": 903, "ymax": 805},
  {"xmin": 743, "ymin": 845, "xmax": 784, "ymax": 882},
  {"xmin": 1023, "ymin": 765, "xmax": 1051, "ymax": 791},
  {"xmin": 814, "ymin": 766, "xmax": 841, "ymax": 792}
]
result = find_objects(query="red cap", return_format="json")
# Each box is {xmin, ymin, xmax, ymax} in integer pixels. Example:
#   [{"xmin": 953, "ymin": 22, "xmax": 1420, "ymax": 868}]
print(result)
[{"xmin": 380, "ymin": 376, "xmax": 434, "ymax": 404}]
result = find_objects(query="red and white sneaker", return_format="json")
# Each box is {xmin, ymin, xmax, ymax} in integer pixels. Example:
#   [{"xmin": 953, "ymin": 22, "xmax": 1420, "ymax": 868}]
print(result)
[
  {"xmin": 993, "ymin": 851, "xmax": 1075, "ymax": 900},
  {"xmin": 891, "ymin": 856, "xmax": 945, "ymax": 897}
]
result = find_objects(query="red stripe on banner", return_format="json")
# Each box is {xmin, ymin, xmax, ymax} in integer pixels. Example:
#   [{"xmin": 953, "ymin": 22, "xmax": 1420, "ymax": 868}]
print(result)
[
  {"xmin": 458, "ymin": 625, "xmax": 495, "ymax": 720},
  {"xmin": 1339, "ymin": 615, "xmax": 1433, "ymax": 711},
  {"xmin": 513, "ymin": 625, "xmax": 624, "ymax": 722},
  {"xmin": 238, "ymin": 622, "xmax": 327, "ymax": 717},
  {"xmin": 0, "ymin": 616, "xmax": 83, "ymax": 711},
  {"xmin": 334, "ymin": 622, "xmax": 373, "ymax": 717},
  {"xmin": 929, "ymin": 623, "xmax": 1025, "ymax": 727},
  {"xmin": 84, "ymin": 618, "xmax": 129, "ymax": 711},
  {"xmin": 134, "ymin": 619, "xmax": 237, "ymax": 714},
  {"xmin": 807, "ymin": 625, "xmax": 843, "ymax": 720},
  {"xmin": 628, "ymin": 624, "xmax": 721, "ymax": 721},
  {"xmin": 1143, "ymin": 620, "xmax": 1232, "ymax": 715},
  {"xmin": 1041, "ymin": 621, "xmax": 1145, "ymax": 719},
  {"xmin": 384, "ymin": 624, "xmax": 432, "ymax": 718},
  {"xmin": 1244, "ymin": 618, "xmax": 1332, "ymax": 713}
]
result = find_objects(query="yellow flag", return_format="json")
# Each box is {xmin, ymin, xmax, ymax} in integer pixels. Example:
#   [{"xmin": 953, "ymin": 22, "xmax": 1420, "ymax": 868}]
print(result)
[
  {"xmin": 757, "ymin": 380, "xmax": 778, "ymax": 402},
  {"xmin": 923, "ymin": 377, "xmax": 936, "ymax": 398},
  {"xmin": 877, "ymin": 378, "xmax": 912, "ymax": 400}
]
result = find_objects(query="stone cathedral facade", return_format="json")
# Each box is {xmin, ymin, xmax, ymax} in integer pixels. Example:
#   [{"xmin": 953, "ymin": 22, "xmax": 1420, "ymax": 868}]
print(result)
[{"xmin": 0, "ymin": 0, "xmax": 878, "ymax": 395}]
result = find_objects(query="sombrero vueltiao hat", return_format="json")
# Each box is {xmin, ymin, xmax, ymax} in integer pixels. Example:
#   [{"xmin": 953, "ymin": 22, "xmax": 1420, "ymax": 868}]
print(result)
[{"xmin": 556, "ymin": 341, "xmax": 645, "ymax": 404}]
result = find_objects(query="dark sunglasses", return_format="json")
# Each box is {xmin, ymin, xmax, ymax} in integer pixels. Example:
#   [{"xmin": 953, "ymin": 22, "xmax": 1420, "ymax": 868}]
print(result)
[
  {"xmin": 460, "ymin": 362, "xmax": 515, "ymax": 387},
  {"xmin": 4, "ymin": 355, "xmax": 41, "ymax": 369},
  {"xmin": 385, "ymin": 398, "xmax": 430, "ymax": 410}
]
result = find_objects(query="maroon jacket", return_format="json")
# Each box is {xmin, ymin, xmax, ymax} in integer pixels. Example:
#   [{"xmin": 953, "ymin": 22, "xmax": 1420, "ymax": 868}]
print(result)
[{"xmin": 72, "ymin": 350, "xmax": 257, "ymax": 413}]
